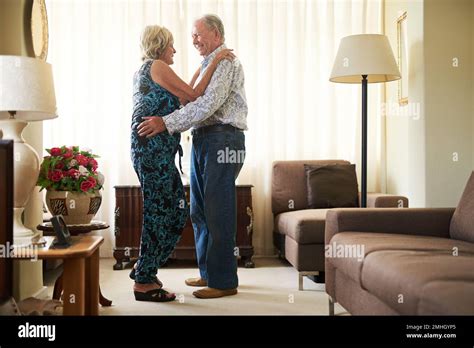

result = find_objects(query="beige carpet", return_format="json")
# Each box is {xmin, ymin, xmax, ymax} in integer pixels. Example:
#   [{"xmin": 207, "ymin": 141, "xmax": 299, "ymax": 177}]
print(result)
[{"xmin": 44, "ymin": 257, "xmax": 348, "ymax": 315}]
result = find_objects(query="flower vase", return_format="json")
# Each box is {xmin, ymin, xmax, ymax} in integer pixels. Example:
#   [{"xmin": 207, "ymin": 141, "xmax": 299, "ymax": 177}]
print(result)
[{"xmin": 46, "ymin": 190, "xmax": 102, "ymax": 225}]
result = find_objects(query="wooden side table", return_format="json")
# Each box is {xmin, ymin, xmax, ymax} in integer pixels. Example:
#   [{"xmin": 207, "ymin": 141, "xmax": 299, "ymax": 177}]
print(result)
[
  {"xmin": 14, "ymin": 236, "xmax": 103, "ymax": 315},
  {"xmin": 37, "ymin": 221, "xmax": 112, "ymax": 307}
]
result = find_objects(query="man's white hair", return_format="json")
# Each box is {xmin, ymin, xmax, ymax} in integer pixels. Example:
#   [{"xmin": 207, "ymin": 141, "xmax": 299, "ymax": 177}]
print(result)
[{"xmin": 199, "ymin": 14, "xmax": 225, "ymax": 42}]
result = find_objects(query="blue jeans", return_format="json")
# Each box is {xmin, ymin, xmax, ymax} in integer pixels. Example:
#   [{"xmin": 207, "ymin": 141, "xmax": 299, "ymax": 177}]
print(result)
[{"xmin": 190, "ymin": 128, "xmax": 245, "ymax": 290}]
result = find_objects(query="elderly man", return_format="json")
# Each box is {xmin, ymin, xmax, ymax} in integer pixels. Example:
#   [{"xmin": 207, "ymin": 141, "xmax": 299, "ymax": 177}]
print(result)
[{"xmin": 138, "ymin": 14, "xmax": 247, "ymax": 299}]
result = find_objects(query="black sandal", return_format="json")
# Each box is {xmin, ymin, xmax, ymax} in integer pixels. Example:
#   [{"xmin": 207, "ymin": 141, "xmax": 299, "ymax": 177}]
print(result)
[
  {"xmin": 129, "ymin": 268, "xmax": 163, "ymax": 287},
  {"xmin": 134, "ymin": 289, "xmax": 176, "ymax": 302}
]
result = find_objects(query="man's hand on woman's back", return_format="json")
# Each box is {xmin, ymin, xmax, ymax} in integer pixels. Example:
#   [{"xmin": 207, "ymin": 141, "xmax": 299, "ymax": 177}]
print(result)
[{"xmin": 137, "ymin": 116, "xmax": 167, "ymax": 137}]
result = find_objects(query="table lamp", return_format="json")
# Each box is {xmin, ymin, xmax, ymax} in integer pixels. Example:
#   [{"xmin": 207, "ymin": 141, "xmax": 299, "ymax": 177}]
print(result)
[
  {"xmin": 330, "ymin": 34, "xmax": 400, "ymax": 207},
  {"xmin": 0, "ymin": 55, "xmax": 57, "ymax": 246}
]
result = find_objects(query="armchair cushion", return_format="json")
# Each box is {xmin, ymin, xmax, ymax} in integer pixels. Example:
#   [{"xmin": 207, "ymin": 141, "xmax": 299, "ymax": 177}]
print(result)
[
  {"xmin": 275, "ymin": 209, "xmax": 329, "ymax": 244},
  {"xmin": 305, "ymin": 164, "xmax": 359, "ymax": 208},
  {"xmin": 450, "ymin": 172, "xmax": 474, "ymax": 243}
]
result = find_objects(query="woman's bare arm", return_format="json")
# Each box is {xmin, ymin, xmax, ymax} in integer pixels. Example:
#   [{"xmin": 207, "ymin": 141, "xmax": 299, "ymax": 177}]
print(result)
[
  {"xmin": 180, "ymin": 68, "xmax": 201, "ymax": 105},
  {"xmin": 152, "ymin": 49, "xmax": 234, "ymax": 102},
  {"xmin": 189, "ymin": 67, "xmax": 200, "ymax": 88}
]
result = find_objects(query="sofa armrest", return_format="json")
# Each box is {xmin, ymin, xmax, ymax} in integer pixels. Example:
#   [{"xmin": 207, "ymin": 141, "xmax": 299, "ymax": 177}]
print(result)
[
  {"xmin": 367, "ymin": 193, "xmax": 409, "ymax": 208},
  {"xmin": 325, "ymin": 208, "xmax": 455, "ymax": 244}
]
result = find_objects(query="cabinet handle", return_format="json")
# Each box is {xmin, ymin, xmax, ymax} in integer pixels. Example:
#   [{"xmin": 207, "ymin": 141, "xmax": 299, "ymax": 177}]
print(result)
[
  {"xmin": 114, "ymin": 206, "xmax": 120, "ymax": 236},
  {"xmin": 246, "ymin": 206, "xmax": 254, "ymax": 235}
]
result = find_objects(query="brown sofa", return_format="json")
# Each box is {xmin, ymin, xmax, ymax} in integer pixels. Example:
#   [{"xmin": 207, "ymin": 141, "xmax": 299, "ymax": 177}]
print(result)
[
  {"xmin": 272, "ymin": 160, "xmax": 409, "ymax": 290},
  {"xmin": 325, "ymin": 172, "xmax": 474, "ymax": 315}
]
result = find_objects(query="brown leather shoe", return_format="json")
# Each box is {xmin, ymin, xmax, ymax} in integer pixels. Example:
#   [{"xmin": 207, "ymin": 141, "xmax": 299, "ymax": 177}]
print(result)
[
  {"xmin": 185, "ymin": 277, "xmax": 208, "ymax": 287},
  {"xmin": 192, "ymin": 287, "xmax": 238, "ymax": 299}
]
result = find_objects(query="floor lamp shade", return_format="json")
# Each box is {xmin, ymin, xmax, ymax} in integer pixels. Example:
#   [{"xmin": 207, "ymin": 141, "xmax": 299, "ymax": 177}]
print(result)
[
  {"xmin": 329, "ymin": 34, "xmax": 400, "ymax": 83},
  {"xmin": 0, "ymin": 56, "xmax": 58, "ymax": 245},
  {"xmin": 329, "ymin": 34, "xmax": 400, "ymax": 207}
]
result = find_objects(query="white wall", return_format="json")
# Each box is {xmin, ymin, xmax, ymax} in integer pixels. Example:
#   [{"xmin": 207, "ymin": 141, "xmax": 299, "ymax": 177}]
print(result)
[
  {"xmin": 385, "ymin": 0, "xmax": 426, "ymax": 207},
  {"xmin": 384, "ymin": 0, "xmax": 473, "ymax": 208},
  {"xmin": 424, "ymin": 0, "xmax": 473, "ymax": 206}
]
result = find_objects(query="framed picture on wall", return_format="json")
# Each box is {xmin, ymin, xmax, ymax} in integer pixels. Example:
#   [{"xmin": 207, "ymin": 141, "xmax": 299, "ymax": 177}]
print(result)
[{"xmin": 397, "ymin": 11, "xmax": 408, "ymax": 106}]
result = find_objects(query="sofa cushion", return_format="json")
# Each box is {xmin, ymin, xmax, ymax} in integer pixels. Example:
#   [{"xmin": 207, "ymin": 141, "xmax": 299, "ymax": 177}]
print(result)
[
  {"xmin": 275, "ymin": 209, "xmax": 330, "ymax": 244},
  {"xmin": 418, "ymin": 280, "xmax": 474, "ymax": 315},
  {"xmin": 361, "ymin": 251, "xmax": 474, "ymax": 315},
  {"xmin": 305, "ymin": 164, "xmax": 359, "ymax": 208},
  {"xmin": 271, "ymin": 160, "xmax": 350, "ymax": 215},
  {"xmin": 327, "ymin": 232, "xmax": 474, "ymax": 286},
  {"xmin": 450, "ymin": 171, "xmax": 474, "ymax": 243}
]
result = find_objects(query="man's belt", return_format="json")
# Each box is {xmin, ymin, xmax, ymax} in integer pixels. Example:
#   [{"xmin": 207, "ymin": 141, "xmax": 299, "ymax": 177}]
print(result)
[{"xmin": 191, "ymin": 124, "xmax": 242, "ymax": 136}]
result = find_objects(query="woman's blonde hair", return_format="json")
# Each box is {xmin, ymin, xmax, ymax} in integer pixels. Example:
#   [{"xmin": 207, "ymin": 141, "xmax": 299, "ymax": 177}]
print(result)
[{"xmin": 140, "ymin": 25, "xmax": 173, "ymax": 61}]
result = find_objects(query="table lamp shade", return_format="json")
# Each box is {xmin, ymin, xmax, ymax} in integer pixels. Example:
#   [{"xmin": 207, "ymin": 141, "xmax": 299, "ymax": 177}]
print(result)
[
  {"xmin": 330, "ymin": 34, "xmax": 400, "ymax": 83},
  {"xmin": 0, "ymin": 55, "xmax": 57, "ymax": 121}
]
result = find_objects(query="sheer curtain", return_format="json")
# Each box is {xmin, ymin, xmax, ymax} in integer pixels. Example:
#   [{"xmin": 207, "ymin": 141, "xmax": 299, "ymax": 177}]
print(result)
[{"xmin": 44, "ymin": 0, "xmax": 384, "ymax": 257}]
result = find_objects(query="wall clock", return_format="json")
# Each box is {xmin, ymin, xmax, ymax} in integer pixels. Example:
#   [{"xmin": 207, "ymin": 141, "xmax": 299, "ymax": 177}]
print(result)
[{"xmin": 30, "ymin": 0, "xmax": 49, "ymax": 60}]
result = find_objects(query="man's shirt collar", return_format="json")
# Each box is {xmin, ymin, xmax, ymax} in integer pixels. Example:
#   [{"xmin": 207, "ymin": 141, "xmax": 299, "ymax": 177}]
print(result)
[{"xmin": 202, "ymin": 44, "xmax": 227, "ymax": 68}]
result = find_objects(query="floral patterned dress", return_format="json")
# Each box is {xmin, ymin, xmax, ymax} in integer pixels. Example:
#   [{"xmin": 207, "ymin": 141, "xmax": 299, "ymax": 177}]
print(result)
[{"xmin": 130, "ymin": 60, "xmax": 188, "ymax": 284}]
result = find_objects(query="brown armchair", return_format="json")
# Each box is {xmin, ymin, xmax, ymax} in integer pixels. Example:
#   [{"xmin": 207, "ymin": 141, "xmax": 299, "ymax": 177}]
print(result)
[{"xmin": 271, "ymin": 160, "xmax": 409, "ymax": 290}]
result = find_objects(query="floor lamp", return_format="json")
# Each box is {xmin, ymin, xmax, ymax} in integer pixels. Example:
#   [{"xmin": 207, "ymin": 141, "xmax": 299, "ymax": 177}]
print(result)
[
  {"xmin": 329, "ymin": 34, "xmax": 400, "ymax": 207},
  {"xmin": 0, "ymin": 55, "xmax": 57, "ymax": 246}
]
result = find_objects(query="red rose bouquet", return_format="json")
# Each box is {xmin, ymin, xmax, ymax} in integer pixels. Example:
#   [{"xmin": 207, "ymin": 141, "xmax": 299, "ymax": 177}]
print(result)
[{"xmin": 37, "ymin": 146, "xmax": 104, "ymax": 193}]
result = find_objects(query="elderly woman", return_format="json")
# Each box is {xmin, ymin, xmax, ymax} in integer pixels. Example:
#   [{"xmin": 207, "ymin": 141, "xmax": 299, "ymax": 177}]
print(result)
[{"xmin": 130, "ymin": 25, "xmax": 233, "ymax": 302}]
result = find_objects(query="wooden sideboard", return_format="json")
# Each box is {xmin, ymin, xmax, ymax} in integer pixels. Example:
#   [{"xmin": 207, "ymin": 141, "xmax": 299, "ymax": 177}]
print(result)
[{"xmin": 113, "ymin": 185, "xmax": 254, "ymax": 270}]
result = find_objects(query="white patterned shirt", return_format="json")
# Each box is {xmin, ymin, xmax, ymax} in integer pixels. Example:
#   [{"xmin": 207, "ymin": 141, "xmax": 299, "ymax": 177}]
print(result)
[{"xmin": 162, "ymin": 44, "xmax": 248, "ymax": 134}]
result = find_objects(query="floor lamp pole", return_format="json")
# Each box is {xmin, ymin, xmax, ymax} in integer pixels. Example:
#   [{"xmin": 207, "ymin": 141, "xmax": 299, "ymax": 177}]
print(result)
[{"xmin": 361, "ymin": 75, "xmax": 368, "ymax": 208}]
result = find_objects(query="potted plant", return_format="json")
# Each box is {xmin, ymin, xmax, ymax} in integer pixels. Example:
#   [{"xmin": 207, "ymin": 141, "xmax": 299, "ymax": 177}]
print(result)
[{"xmin": 37, "ymin": 146, "xmax": 104, "ymax": 225}]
